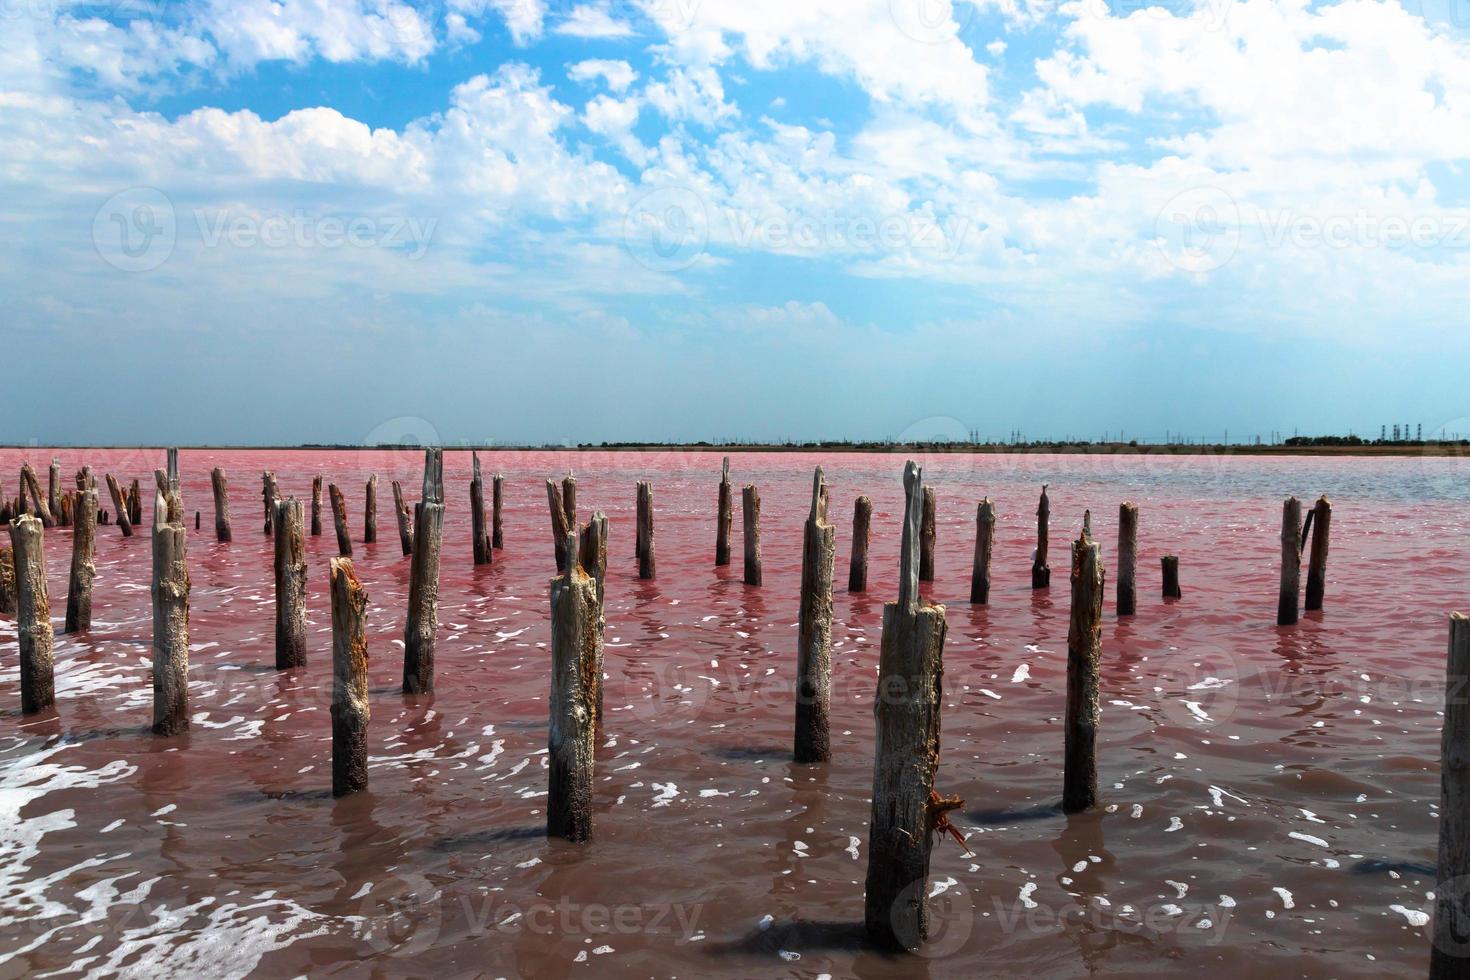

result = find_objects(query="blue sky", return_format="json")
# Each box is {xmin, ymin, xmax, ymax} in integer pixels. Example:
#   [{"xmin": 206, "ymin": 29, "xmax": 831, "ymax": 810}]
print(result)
[{"xmin": 3, "ymin": 0, "xmax": 1470, "ymax": 445}]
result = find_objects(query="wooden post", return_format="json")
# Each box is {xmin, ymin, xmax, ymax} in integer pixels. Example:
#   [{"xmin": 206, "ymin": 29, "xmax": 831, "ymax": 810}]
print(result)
[
  {"xmin": 21, "ymin": 465, "xmax": 54, "ymax": 528},
  {"xmin": 1433, "ymin": 613, "xmax": 1470, "ymax": 979},
  {"xmin": 919, "ymin": 485, "xmax": 936, "ymax": 582},
  {"xmin": 492, "ymin": 473, "xmax": 504, "ymax": 549},
  {"xmin": 329, "ymin": 483, "xmax": 353, "ymax": 557},
  {"xmin": 403, "ymin": 449, "xmax": 444, "ymax": 695},
  {"xmin": 48, "ymin": 459, "xmax": 61, "ymax": 526},
  {"xmin": 548, "ymin": 526, "xmax": 600, "ymax": 842},
  {"xmin": 742, "ymin": 485, "xmax": 762, "ymax": 586},
  {"xmin": 863, "ymin": 460, "xmax": 950, "ymax": 951},
  {"xmin": 1117, "ymin": 502, "xmax": 1138, "ymax": 616},
  {"xmin": 274, "ymin": 498, "xmax": 307, "ymax": 670},
  {"xmin": 391, "ymin": 480, "xmax": 413, "ymax": 556},
  {"xmin": 1277, "ymin": 496, "xmax": 1301, "ymax": 626},
  {"xmin": 128, "ymin": 480, "xmax": 141, "ymax": 526},
  {"xmin": 637, "ymin": 481, "xmax": 655, "ymax": 580},
  {"xmin": 1161, "ymin": 555, "xmax": 1182, "ymax": 599},
  {"xmin": 1032, "ymin": 484, "xmax": 1050, "ymax": 588},
  {"xmin": 64, "ymin": 487, "xmax": 97, "ymax": 633},
  {"xmin": 971, "ymin": 498, "xmax": 995, "ymax": 604},
  {"xmin": 1304, "ymin": 495, "xmax": 1331, "ymax": 611},
  {"xmin": 562, "ymin": 473, "xmax": 577, "ymax": 529},
  {"xmin": 796, "ymin": 468, "xmax": 836, "ymax": 764},
  {"xmin": 105, "ymin": 474, "xmax": 133, "ymax": 537},
  {"xmin": 578, "ymin": 512, "xmax": 609, "ymax": 723},
  {"xmin": 330, "ymin": 558, "xmax": 369, "ymax": 797},
  {"xmin": 262, "ymin": 471, "xmax": 279, "ymax": 537},
  {"xmin": 10, "ymin": 516, "xmax": 54, "ymax": 713},
  {"xmin": 716, "ymin": 457, "xmax": 733, "ymax": 566},
  {"xmin": 311, "ymin": 475, "xmax": 323, "ymax": 537},
  {"xmin": 151, "ymin": 494, "xmax": 190, "ymax": 735},
  {"xmin": 1063, "ymin": 522, "xmax": 1105, "ymax": 814},
  {"xmin": 471, "ymin": 452, "xmax": 491, "ymax": 566},
  {"xmin": 849, "ymin": 495, "xmax": 871, "ymax": 593},
  {"xmin": 0, "ymin": 544, "xmax": 14, "ymax": 616},
  {"xmin": 210, "ymin": 467, "xmax": 232, "ymax": 543},
  {"xmin": 547, "ymin": 479, "xmax": 571, "ymax": 572},
  {"xmin": 363, "ymin": 475, "xmax": 378, "ymax": 545}
]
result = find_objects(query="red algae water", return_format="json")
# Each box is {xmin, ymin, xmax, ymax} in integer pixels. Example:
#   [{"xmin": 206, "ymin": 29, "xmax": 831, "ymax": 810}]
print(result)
[{"xmin": 0, "ymin": 448, "xmax": 1462, "ymax": 978}]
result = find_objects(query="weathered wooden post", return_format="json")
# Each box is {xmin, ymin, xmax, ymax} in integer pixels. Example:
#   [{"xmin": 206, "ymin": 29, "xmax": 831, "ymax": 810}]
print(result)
[
  {"xmin": 391, "ymin": 480, "xmax": 413, "ymax": 556},
  {"xmin": 1277, "ymin": 496, "xmax": 1302, "ymax": 626},
  {"xmin": 329, "ymin": 484, "xmax": 353, "ymax": 557},
  {"xmin": 1063, "ymin": 520, "xmax": 1105, "ymax": 813},
  {"xmin": 743, "ymin": 485, "xmax": 762, "ymax": 586},
  {"xmin": 64, "ymin": 487, "xmax": 97, "ymax": 633},
  {"xmin": 151, "ymin": 492, "xmax": 190, "ymax": 735},
  {"xmin": 716, "ymin": 457, "xmax": 733, "ymax": 566},
  {"xmin": 579, "ymin": 512, "xmax": 609, "ymax": 723},
  {"xmin": 1117, "ymin": 502, "xmax": 1138, "ymax": 615},
  {"xmin": 210, "ymin": 467, "xmax": 232, "ymax": 543},
  {"xmin": 10, "ymin": 516, "xmax": 54, "ymax": 713},
  {"xmin": 796, "ymin": 468, "xmax": 836, "ymax": 764},
  {"xmin": 492, "ymin": 473, "xmax": 505, "ymax": 549},
  {"xmin": 863, "ymin": 461, "xmax": 951, "ymax": 951},
  {"xmin": 471, "ymin": 452, "xmax": 491, "ymax": 566},
  {"xmin": 0, "ymin": 544, "xmax": 15, "ymax": 616},
  {"xmin": 547, "ymin": 479, "xmax": 572, "ymax": 572},
  {"xmin": 971, "ymin": 498, "xmax": 995, "ymax": 605},
  {"xmin": 562, "ymin": 473, "xmax": 577, "ymax": 529},
  {"xmin": 363, "ymin": 475, "xmax": 378, "ymax": 545},
  {"xmin": 105, "ymin": 474, "xmax": 133, "ymax": 537},
  {"xmin": 274, "ymin": 498, "xmax": 307, "ymax": 670},
  {"xmin": 262, "ymin": 471, "xmax": 279, "ymax": 537},
  {"xmin": 1304, "ymin": 495, "xmax": 1331, "ymax": 612},
  {"xmin": 849, "ymin": 496, "xmax": 872, "ymax": 593},
  {"xmin": 128, "ymin": 480, "xmax": 141, "ymax": 526},
  {"xmin": 48, "ymin": 459, "xmax": 61, "ymax": 525},
  {"xmin": 548, "ymin": 526, "xmax": 601, "ymax": 843},
  {"xmin": 919, "ymin": 485, "xmax": 936, "ymax": 582},
  {"xmin": 330, "ymin": 558, "xmax": 370, "ymax": 797},
  {"xmin": 637, "ymin": 481, "xmax": 655, "ymax": 580},
  {"xmin": 21, "ymin": 465, "xmax": 54, "ymax": 527},
  {"xmin": 403, "ymin": 449, "xmax": 444, "ymax": 695},
  {"xmin": 1162, "ymin": 555, "xmax": 1182, "ymax": 599},
  {"xmin": 1032, "ymin": 484, "xmax": 1050, "ymax": 588},
  {"xmin": 1433, "ymin": 613, "xmax": 1470, "ymax": 979},
  {"xmin": 311, "ymin": 475, "xmax": 323, "ymax": 537}
]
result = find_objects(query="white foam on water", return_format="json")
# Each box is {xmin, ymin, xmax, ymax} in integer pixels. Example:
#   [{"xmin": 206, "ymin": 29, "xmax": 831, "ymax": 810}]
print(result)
[
  {"xmin": 1011, "ymin": 664, "xmax": 1030, "ymax": 683},
  {"xmin": 1289, "ymin": 831, "xmax": 1329, "ymax": 848},
  {"xmin": 1273, "ymin": 887, "xmax": 1295, "ymax": 909},
  {"xmin": 1019, "ymin": 883, "xmax": 1038, "ymax": 909},
  {"xmin": 1391, "ymin": 905, "xmax": 1430, "ymax": 927}
]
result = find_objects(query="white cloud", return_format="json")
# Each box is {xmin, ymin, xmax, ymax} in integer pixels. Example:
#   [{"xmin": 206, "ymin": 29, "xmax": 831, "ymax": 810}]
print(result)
[
  {"xmin": 554, "ymin": 3, "xmax": 636, "ymax": 38},
  {"xmin": 452, "ymin": 0, "xmax": 546, "ymax": 46},
  {"xmin": 568, "ymin": 58, "xmax": 639, "ymax": 92}
]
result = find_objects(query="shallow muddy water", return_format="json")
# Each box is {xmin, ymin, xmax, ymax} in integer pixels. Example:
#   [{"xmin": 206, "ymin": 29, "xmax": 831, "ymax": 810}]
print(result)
[{"xmin": 0, "ymin": 448, "xmax": 1464, "ymax": 978}]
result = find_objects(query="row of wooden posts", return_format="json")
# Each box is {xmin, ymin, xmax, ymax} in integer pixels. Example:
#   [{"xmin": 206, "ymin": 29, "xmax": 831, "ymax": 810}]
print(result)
[{"xmin": 1, "ymin": 449, "xmax": 1387, "ymax": 959}]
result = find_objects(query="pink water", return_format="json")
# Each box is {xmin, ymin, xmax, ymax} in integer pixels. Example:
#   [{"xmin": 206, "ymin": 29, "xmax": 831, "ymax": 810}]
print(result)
[{"xmin": 0, "ymin": 448, "xmax": 1464, "ymax": 978}]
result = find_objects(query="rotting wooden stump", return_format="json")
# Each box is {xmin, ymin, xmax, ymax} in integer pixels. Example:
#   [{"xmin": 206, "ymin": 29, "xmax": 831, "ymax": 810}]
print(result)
[
  {"xmin": 1304, "ymin": 495, "xmax": 1331, "ymax": 612},
  {"xmin": 48, "ymin": 459, "xmax": 62, "ymax": 526},
  {"xmin": 364, "ymin": 475, "xmax": 378, "ymax": 545},
  {"xmin": 850, "ymin": 495, "xmax": 872, "ymax": 594},
  {"xmin": 743, "ymin": 484, "xmax": 762, "ymax": 587},
  {"xmin": 210, "ymin": 468, "xmax": 232, "ymax": 543},
  {"xmin": 492, "ymin": 473, "xmax": 504, "ymax": 550},
  {"xmin": 971, "ymin": 498, "xmax": 995, "ymax": 605},
  {"xmin": 274, "ymin": 498, "xmax": 307, "ymax": 670},
  {"xmin": 65, "ymin": 487, "xmax": 97, "ymax": 633},
  {"xmin": 330, "ymin": 558, "xmax": 370, "ymax": 797},
  {"xmin": 548, "ymin": 526, "xmax": 601, "ymax": 843},
  {"xmin": 391, "ymin": 480, "xmax": 413, "ymax": 556},
  {"xmin": 636, "ymin": 481, "xmax": 655, "ymax": 580},
  {"xmin": 261, "ymin": 471, "xmax": 279, "ymax": 537},
  {"xmin": 311, "ymin": 475, "xmax": 323, "ymax": 537},
  {"xmin": 547, "ymin": 479, "xmax": 572, "ymax": 572},
  {"xmin": 1433, "ymin": 613, "xmax": 1470, "ymax": 979},
  {"xmin": 1064, "ymin": 523, "xmax": 1105, "ymax": 814},
  {"xmin": 578, "ymin": 512, "xmax": 609, "ymax": 724},
  {"xmin": 919, "ymin": 485, "xmax": 936, "ymax": 582},
  {"xmin": 128, "ymin": 480, "xmax": 141, "ymax": 526},
  {"xmin": 1117, "ymin": 502, "xmax": 1138, "ymax": 616},
  {"xmin": 11, "ymin": 516, "xmax": 55, "ymax": 713},
  {"xmin": 151, "ymin": 497, "xmax": 190, "ymax": 736},
  {"xmin": 471, "ymin": 452, "xmax": 491, "ymax": 566},
  {"xmin": 21, "ymin": 465, "xmax": 55, "ymax": 528},
  {"xmin": 562, "ymin": 473, "xmax": 577, "ymax": 529},
  {"xmin": 1032, "ymin": 484, "xmax": 1051, "ymax": 589},
  {"xmin": 796, "ymin": 467, "xmax": 836, "ymax": 764},
  {"xmin": 864, "ymin": 460, "xmax": 951, "ymax": 952},
  {"xmin": 1277, "ymin": 496, "xmax": 1302, "ymax": 626},
  {"xmin": 105, "ymin": 474, "xmax": 133, "ymax": 537},
  {"xmin": 403, "ymin": 449, "xmax": 444, "ymax": 695},
  {"xmin": 0, "ymin": 544, "xmax": 15, "ymax": 617},
  {"xmin": 329, "ymin": 483, "xmax": 353, "ymax": 558},
  {"xmin": 716, "ymin": 457, "xmax": 733, "ymax": 566},
  {"xmin": 1161, "ymin": 555, "xmax": 1182, "ymax": 599}
]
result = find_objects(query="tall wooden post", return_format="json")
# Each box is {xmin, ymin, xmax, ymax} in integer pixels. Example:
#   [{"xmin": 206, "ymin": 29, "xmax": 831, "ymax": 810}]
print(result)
[
  {"xmin": 849, "ymin": 495, "xmax": 871, "ymax": 593},
  {"xmin": 10, "ymin": 516, "xmax": 54, "ymax": 713},
  {"xmin": 1063, "ymin": 522, "xmax": 1105, "ymax": 813},
  {"xmin": 403, "ymin": 450, "xmax": 444, "ymax": 695},
  {"xmin": 262, "ymin": 471, "xmax": 279, "ymax": 537},
  {"xmin": 21, "ymin": 465, "xmax": 54, "ymax": 528},
  {"xmin": 716, "ymin": 457, "xmax": 733, "ymax": 566},
  {"xmin": 1162, "ymin": 555, "xmax": 1182, "ymax": 599},
  {"xmin": 742, "ymin": 485, "xmax": 762, "ymax": 586},
  {"xmin": 363, "ymin": 475, "xmax": 378, "ymax": 545},
  {"xmin": 547, "ymin": 479, "xmax": 571, "ymax": 572},
  {"xmin": 128, "ymin": 480, "xmax": 141, "ymax": 526},
  {"xmin": 637, "ymin": 481, "xmax": 655, "ymax": 580},
  {"xmin": 1277, "ymin": 496, "xmax": 1302, "ymax": 626},
  {"xmin": 329, "ymin": 484, "xmax": 353, "ymax": 557},
  {"xmin": 151, "ymin": 493, "xmax": 190, "ymax": 735},
  {"xmin": 311, "ymin": 475, "xmax": 323, "ymax": 537},
  {"xmin": 548, "ymin": 526, "xmax": 601, "ymax": 843},
  {"xmin": 562, "ymin": 473, "xmax": 577, "ymax": 529},
  {"xmin": 1117, "ymin": 502, "xmax": 1138, "ymax": 616},
  {"xmin": 471, "ymin": 452, "xmax": 491, "ymax": 566},
  {"xmin": 274, "ymin": 498, "xmax": 307, "ymax": 670},
  {"xmin": 971, "ymin": 498, "xmax": 995, "ymax": 605},
  {"xmin": 492, "ymin": 474, "xmax": 504, "ymax": 549},
  {"xmin": 796, "ymin": 468, "xmax": 836, "ymax": 764},
  {"xmin": 0, "ymin": 544, "xmax": 15, "ymax": 616},
  {"xmin": 48, "ymin": 459, "xmax": 61, "ymax": 525},
  {"xmin": 64, "ymin": 487, "xmax": 97, "ymax": 633},
  {"xmin": 1304, "ymin": 495, "xmax": 1331, "ymax": 611},
  {"xmin": 391, "ymin": 480, "xmax": 413, "ymax": 556},
  {"xmin": 105, "ymin": 474, "xmax": 133, "ymax": 537},
  {"xmin": 863, "ymin": 461, "xmax": 950, "ymax": 951},
  {"xmin": 579, "ymin": 512, "xmax": 609, "ymax": 723},
  {"xmin": 1433, "ymin": 613, "xmax": 1470, "ymax": 978},
  {"xmin": 210, "ymin": 468, "xmax": 232, "ymax": 543},
  {"xmin": 330, "ymin": 558, "xmax": 369, "ymax": 797},
  {"xmin": 919, "ymin": 485, "xmax": 936, "ymax": 582},
  {"xmin": 1032, "ymin": 484, "xmax": 1050, "ymax": 588}
]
